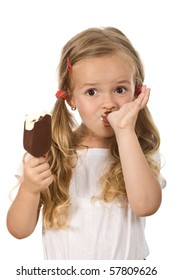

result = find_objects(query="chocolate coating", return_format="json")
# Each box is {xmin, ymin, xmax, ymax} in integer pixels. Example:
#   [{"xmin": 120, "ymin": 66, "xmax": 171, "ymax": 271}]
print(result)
[{"xmin": 23, "ymin": 114, "xmax": 52, "ymax": 157}]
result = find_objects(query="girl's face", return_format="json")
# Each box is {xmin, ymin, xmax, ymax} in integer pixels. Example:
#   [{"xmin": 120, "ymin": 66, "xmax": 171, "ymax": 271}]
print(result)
[{"xmin": 70, "ymin": 53, "xmax": 136, "ymax": 148}]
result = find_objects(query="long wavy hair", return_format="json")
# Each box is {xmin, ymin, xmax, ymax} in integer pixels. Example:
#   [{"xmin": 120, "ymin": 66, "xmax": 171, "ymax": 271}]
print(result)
[{"xmin": 40, "ymin": 27, "xmax": 161, "ymax": 229}]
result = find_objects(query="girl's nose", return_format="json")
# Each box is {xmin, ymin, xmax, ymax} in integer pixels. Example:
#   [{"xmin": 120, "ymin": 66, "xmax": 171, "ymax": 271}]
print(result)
[
  {"xmin": 102, "ymin": 105, "xmax": 115, "ymax": 112},
  {"xmin": 101, "ymin": 94, "xmax": 117, "ymax": 111}
]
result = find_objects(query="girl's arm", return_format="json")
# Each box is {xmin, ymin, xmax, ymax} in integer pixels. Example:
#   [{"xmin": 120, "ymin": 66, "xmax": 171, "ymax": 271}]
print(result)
[
  {"xmin": 7, "ymin": 183, "xmax": 41, "ymax": 238},
  {"xmin": 116, "ymin": 130, "xmax": 161, "ymax": 216},
  {"xmin": 108, "ymin": 87, "xmax": 162, "ymax": 216},
  {"xmin": 7, "ymin": 157, "xmax": 53, "ymax": 239}
]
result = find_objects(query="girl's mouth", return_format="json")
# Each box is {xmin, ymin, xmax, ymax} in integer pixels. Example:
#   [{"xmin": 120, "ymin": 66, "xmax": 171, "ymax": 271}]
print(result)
[{"xmin": 100, "ymin": 113, "xmax": 110, "ymax": 126}]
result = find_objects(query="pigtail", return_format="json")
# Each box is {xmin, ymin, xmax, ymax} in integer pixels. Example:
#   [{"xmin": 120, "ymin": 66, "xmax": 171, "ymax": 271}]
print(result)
[
  {"xmin": 41, "ymin": 99, "xmax": 77, "ymax": 229},
  {"xmin": 51, "ymin": 99, "xmax": 76, "ymax": 154}
]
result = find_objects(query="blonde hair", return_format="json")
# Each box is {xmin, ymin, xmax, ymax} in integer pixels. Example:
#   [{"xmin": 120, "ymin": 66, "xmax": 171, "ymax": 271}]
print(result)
[{"xmin": 40, "ymin": 27, "xmax": 160, "ymax": 229}]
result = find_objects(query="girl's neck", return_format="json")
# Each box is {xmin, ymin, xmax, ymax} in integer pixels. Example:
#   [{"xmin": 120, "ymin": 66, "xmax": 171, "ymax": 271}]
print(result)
[
  {"xmin": 74, "ymin": 124, "xmax": 115, "ymax": 149},
  {"xmin": 79, "ymin": 136, "xmax": 114, "ymax": 149}
]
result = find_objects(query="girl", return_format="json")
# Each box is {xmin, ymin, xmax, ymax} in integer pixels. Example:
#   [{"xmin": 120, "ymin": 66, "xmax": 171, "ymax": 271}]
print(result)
[{"xmin": 7, "ymin": 27, "xmax": 166, "ymax": 260}]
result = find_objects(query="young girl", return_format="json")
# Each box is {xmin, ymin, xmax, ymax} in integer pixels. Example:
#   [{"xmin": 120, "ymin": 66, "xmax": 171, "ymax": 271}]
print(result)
[{"xmin": 7, "ymin": 27, "xmax": 166, "ymax": 260}]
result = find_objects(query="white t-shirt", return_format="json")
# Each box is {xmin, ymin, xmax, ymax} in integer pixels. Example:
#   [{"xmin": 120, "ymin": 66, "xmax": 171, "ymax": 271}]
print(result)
[{"xmin": 42, "ymin": 148, "xmax": 165, "ymax": 260}]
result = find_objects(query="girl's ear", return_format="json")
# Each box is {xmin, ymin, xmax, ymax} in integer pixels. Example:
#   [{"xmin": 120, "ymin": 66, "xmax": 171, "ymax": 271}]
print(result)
[{"xmin": 66, "ymin": 93, "xmax": 76, "ymax": 109}]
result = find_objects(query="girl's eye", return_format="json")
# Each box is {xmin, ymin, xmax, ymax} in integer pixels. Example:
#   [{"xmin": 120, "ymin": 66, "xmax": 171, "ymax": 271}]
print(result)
[
  {"xmin": 116, "ymin": 87, "xmax": 126, "ymax": 94},
  {"xmin": 86, "ymin": 89, "xmax": 97, "ymax": 96}
]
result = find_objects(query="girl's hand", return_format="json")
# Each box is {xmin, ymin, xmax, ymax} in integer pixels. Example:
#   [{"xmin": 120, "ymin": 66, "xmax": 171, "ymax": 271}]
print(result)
[
  {"xmin": 107, "ymin": 85, "xmax": 150, "ymax": 136},
  {"xmin": 22, "ymin": 156, "xmax": 53, "ymax": 194}
]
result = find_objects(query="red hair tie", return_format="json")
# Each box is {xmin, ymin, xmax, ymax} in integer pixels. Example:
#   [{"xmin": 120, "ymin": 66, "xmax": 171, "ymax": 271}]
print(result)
[
  {"xmin": 67, "ymin": 56, "xmax": 73, "ymax": 73},
  {"xmin": 135, "ymin": 85, "xmax": 142, "ymax": 97},
  {"xmin": 55, "ymin": 90, "xmax": 66, "ymax": 99}
]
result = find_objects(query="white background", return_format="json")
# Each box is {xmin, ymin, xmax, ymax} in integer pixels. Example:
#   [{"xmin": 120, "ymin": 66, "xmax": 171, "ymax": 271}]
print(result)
[{"xmin": 0, "ymin": 0, "xmax": 172, "ymax": 278}]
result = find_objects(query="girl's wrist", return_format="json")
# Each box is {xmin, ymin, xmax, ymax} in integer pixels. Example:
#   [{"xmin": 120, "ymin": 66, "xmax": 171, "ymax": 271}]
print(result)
[
  {"xmin": 115, "ymin": 129, "xmax": 137, "ymax": 143},
  {"xmin": 20, "ymin": 181, "xmax": 41, "ymax": 199}
]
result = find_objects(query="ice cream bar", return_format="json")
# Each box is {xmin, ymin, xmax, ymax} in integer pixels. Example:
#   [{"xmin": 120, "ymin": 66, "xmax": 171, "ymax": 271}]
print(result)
[{"xmin": 23, "ymin": 111, "xmax": 52, "ymax": 157}]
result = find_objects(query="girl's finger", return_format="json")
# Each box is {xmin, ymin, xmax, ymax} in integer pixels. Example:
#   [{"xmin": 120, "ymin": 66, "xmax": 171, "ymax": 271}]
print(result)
[{"xmin": 140, "ymin": 88, "xmax": 150, "ymax": 109}]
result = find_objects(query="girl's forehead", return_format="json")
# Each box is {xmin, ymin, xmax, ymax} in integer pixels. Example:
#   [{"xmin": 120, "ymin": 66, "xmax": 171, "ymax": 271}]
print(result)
[
  {"xmin": 72, "ymin": 53, "xmax": 135, "ymax": 76},
  {"xmin": 71, "ymin": 53, "xmax": 135, "ymax": 87}
]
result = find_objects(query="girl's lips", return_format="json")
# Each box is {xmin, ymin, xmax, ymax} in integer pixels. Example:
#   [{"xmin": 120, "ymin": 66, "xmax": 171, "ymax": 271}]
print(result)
[{"xmin": 100, "ymin": 113, "xmax": 110, "ymax": 126}]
